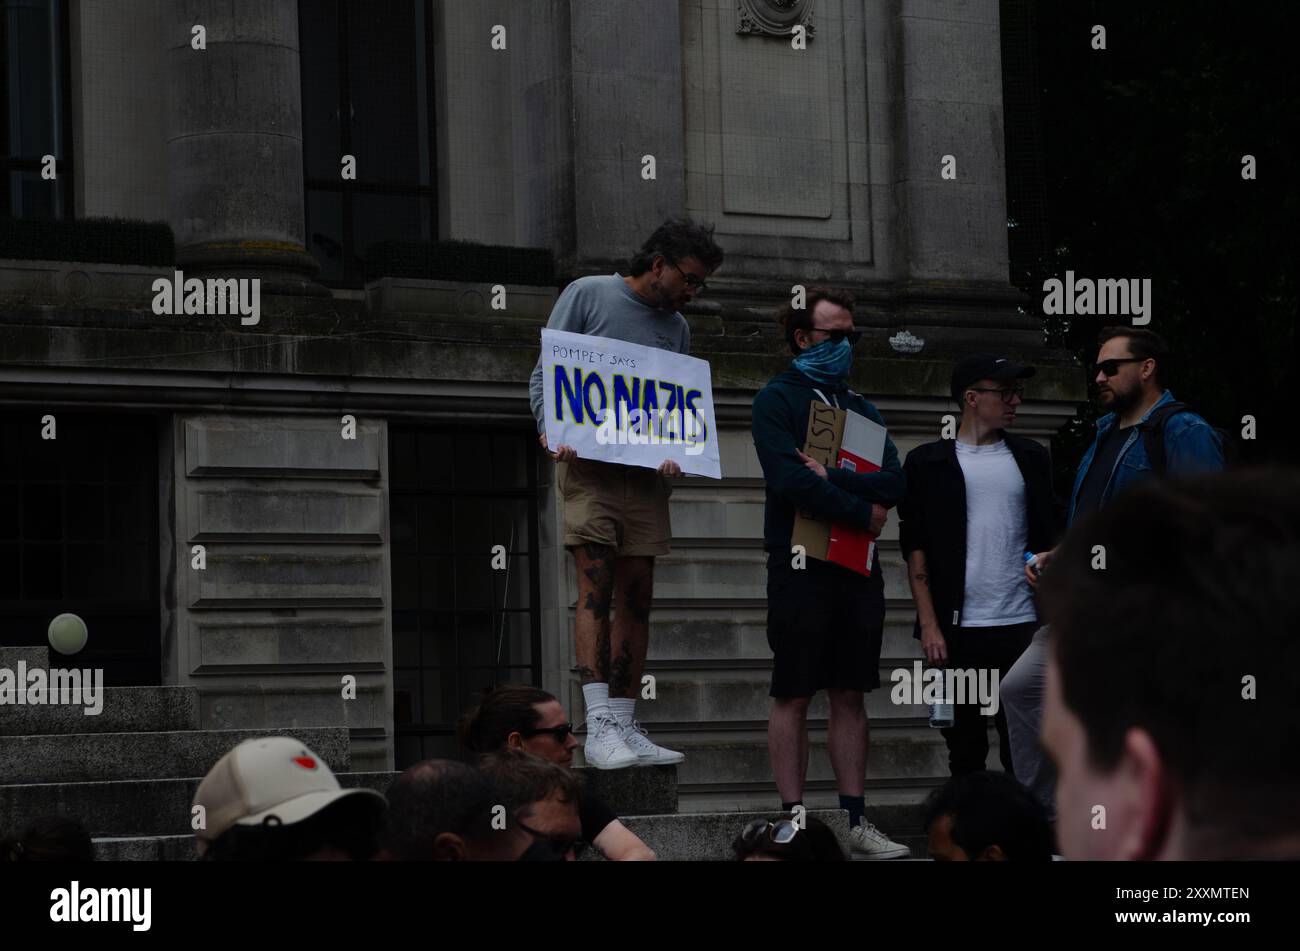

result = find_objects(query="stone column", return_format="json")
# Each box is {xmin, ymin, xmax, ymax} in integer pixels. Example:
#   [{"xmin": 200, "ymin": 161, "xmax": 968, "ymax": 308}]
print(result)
[
  {"xmin": 894, "ymin": 0, "xmax": 1011, "ymax": 284},
  {"xmin": 164, "ymin": 0, "xmax": 323, "ymax": 295},
  {"xmin": 568, "ymin": 0, "xmax": 686, "ymax": 268}
]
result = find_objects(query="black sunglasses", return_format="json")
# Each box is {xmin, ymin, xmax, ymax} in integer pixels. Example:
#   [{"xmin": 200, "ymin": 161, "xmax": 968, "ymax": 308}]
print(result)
[
  {"xmin": 520, "ymin": 723, "xmax": 575, "ymax": 743},
  {"xmin": 667, "ymin": 259, "xmax": 708, "ymax": 292},
  {"xmin": 969, "ymin": 385, "xmax": 1025, "ymax": 404},
  {"xmin": 517, "ymin": 818, "xmax": 587, "ymax": 860},
  {"xmin": 740, "ymin": 819, "xmax": 799, "ymax": 847},
  {"xmin": 810, "ymin": 325, "xmax": 862, "ymax": 345},
  {"xmin": 1092, "ymin": 357, "xmax": 1145, "ymax": 378}
]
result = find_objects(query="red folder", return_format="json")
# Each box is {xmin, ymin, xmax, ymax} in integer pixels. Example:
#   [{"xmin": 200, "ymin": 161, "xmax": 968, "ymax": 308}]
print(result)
[{"xmin": 826, "ymin": 410, "xmax": 888, "ymax": 577}]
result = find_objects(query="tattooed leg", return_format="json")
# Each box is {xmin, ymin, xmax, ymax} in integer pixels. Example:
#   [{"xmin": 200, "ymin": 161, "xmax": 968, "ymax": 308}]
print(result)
[
  {"xmin": 571, "ymin": 542, "xmax": 614, "ymax": 684},
  {"xmin": 610, "ymin": 556, "xmax": 655, "ymax": 699}
]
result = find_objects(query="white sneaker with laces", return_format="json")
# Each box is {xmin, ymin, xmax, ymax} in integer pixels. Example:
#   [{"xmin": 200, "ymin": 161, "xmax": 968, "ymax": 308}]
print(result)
[
  {"xmin": 849, "ymin": 818, "xmax": 911, "ymax": 859},
  {"xmin": 619, "ymin": 720, "xmax": 685, "ymax": 766},
  {"xmin": 584, "ymin": 714, "xmax": 638, "ymax": 770}
]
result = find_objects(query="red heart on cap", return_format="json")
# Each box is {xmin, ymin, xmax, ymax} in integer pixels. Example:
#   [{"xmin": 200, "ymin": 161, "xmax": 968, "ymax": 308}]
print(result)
[{"xmin": 293, "ymin": 755, "xmax": 318, "ymax": 770}]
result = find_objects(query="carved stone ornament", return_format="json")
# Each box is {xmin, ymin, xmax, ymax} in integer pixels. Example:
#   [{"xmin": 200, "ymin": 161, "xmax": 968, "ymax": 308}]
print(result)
[
  {"xmin": 736, "ymin": 0, "xmax": 816, "ymax": 39},
  {"xmin": 888, "ymin": 330, "xmax": 925, "ymax": 354}
]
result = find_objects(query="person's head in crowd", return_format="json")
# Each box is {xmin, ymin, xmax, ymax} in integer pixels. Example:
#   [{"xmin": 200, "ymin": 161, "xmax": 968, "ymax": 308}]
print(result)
[
  {"xmin": 921, "ymin": 771, "xmax": 1054, "ymax": 861},
  {"xmin": 458, "ymin": 684, "xmax": 578, "ymax": 768},
  {"xmin": 949, "ymin": 353, "xmax": 1035, "ymax": 434},
  {"xmin": 775, "ymin": 286, "xmax": 857, "ymax": 357},
  {"xmin": 1092, "ymin": 326, "xmax": 1169, "ymax": 415},
  {"xmin": 732, "ymin": 814, "xmax": 847, "ymax": 862},
  {"xmin": 1, "ymin": 816, "xmax": 94, "ymax": 862},
  {"xmin": 477, "ymin": 749, "xmax": 585, "ymax": 861},
  {"xmin": 626, "ymin": 217, "xmax": 724, "ymax": 313},
  {"xmin": 192, "ymin": 737, "xmax": 386, "ymax": 861},
  {"xmin": 380, "ymin": 759, "xmax": 533, "ymax": 861},
  {"xmin": 1040, "ymin": 470, "xmax": 1300, "ymax": 860}
]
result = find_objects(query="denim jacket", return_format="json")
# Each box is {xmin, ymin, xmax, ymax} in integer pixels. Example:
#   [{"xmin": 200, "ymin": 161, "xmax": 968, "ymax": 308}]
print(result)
[{"xmin": 1067, "ymin": 390, "xmax": 1224, "ymax": 526}]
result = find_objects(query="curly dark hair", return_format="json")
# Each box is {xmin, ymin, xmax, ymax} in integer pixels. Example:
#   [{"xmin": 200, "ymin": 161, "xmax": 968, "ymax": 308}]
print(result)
[{"xmin": 627, "ymin": 218, "xmax": 724, "ymax": 277}]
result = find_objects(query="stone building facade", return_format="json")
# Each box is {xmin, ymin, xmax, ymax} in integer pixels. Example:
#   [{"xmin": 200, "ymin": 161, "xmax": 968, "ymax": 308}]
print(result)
[{"xmin": 1, "ymin": 0, "xmax": 1082, "ymax": 811}]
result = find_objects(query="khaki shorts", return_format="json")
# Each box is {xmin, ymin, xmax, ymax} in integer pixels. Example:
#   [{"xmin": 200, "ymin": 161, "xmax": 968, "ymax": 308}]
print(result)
[{"xmin": 557, "ymin": 457, "xmax": 673, "ymax": 557}]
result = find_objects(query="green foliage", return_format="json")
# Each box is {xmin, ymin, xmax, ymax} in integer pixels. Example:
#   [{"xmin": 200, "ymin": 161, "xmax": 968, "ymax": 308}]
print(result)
[
  {"xmin": 0, "ymin": 216, "xmax": 174, "ymax": 266},
  {"xmin": 1015, "ymin": 0, "xmax": 1298, "ymax": 476},
  {"xmin": 365, "ymin": 239, "xmax": 556, "ymax": 286}
]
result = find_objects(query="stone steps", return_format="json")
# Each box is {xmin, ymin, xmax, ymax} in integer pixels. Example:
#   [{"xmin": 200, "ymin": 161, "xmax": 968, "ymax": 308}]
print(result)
[
  {"xmin": 0, "ymin": 646, "xmax": 52, "ymax": 668},
  {"xmin": 0, "ymin": 726, "xmax": 350, "ymax": 784},
  {"xmin": 0, "ymin": 770, "xmax": 398, "ymax": 838},
  {"xmin": 90, "ymin": 809, "xmax": 862, "ymax": 863},
  {"xmin": 0, "ymin": 686, "xmax": 200, "ymax": 736}
]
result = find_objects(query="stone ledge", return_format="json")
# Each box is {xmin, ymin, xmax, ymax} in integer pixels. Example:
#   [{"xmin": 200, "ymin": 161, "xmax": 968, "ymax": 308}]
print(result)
[{"xmin": 365, "ymin": 277, "xmax": 557, "ymax": 320}]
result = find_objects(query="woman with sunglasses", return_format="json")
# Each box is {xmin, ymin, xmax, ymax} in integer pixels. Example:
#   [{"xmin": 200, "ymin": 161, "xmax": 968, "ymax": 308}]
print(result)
[
  {"xmin": 732, "ymin": 815, "xmax": 847, "ymax": 861},
  {"xmin": 459, "ymin": 685, "xmax": 657, "ymax": 860}
]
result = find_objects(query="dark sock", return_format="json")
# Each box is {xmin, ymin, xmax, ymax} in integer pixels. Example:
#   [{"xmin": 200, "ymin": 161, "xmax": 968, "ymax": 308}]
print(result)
[
  {"xmin": 839, "ymin": 794, "xmax": 866, "ymax": 828},
  {"xmin": 781, "ymin": 800, "xmax": 803, "ymax": 813}
]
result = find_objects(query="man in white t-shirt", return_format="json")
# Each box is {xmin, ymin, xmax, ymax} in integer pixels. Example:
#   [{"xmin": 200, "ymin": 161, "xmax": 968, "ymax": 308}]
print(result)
[{"xmin": 896, "ymin": 355, "xmax": 1060, "ymax": 779}]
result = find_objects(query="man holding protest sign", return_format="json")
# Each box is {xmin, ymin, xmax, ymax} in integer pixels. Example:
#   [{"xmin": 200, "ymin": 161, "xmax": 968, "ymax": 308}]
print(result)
[
  {"xmin": 750, "ymin": 287, "xmax": 912, "ymax": 858},
  {"xmin": 528, "ymin": 218, "xmax": 724, "ymax": 769}
]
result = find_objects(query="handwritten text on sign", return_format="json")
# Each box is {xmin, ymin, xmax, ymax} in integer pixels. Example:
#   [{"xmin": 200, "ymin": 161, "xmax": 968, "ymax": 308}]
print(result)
[{"xmin": 541, "ymin": 329, "xmax": 722, "ymax": 479}]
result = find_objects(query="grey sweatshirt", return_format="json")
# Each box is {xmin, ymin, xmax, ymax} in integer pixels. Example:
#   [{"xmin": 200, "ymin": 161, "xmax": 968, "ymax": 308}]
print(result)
[{"xmin": 528, "ymin": 274, "xmax": 692, "ymax": 434}]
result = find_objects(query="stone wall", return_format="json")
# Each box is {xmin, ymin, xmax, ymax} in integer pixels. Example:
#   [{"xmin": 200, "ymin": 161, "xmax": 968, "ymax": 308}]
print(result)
[{"xmin": 166, "ymin": 414, "xmax": 394, "ymax": 772}]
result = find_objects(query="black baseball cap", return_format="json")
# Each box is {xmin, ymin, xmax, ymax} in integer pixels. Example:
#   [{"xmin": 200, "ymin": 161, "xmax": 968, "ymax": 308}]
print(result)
[{"xmin": 950, "ymin": 354, "xmax": 1035, "ymax": 403}]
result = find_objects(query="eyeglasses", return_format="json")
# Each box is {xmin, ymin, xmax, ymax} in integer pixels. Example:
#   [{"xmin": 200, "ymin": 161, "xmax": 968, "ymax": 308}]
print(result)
[
  {"xmin": 667, "ymin": 259, "xmax": 709, "ymax": 292},
  {"xmin": 739, "ymin": 819, "xmax": 800, "ymax": 848},
  {"xmin": 969, "ymin": 386, "xmax": 1024, "ymax": 403},
  {"xmin": 516, "ymin": 818, "xmax": 587, "ymax": 860},
  {"xmin": 1092, "ymin": 357, "xmax": 1145, "ymax": 378},
  {"xmin": 810, "ymin": 325, "xmax": 862, "ymax": 346},
  {"xmin": 520, "ymin": 723, "xmax": 576, "ymax": 743}
]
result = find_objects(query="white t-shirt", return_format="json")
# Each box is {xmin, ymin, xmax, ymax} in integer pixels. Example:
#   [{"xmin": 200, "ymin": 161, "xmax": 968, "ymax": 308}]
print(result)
[{"xmin": 955, "ymin": 439, "xmax": 1037, "ymax": 627}]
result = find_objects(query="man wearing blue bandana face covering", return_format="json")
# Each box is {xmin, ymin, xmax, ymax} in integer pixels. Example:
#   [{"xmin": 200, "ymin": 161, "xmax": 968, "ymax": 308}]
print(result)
[{"xmin": 751, "ymin": 287, "xmax": 911, "ymax": 858}]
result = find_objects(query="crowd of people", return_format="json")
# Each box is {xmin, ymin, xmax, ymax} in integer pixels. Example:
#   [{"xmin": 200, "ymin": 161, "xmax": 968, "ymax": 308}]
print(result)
[{"xmin": 4, "ymin": 218, "xmax": 1296, "ymax": 863}]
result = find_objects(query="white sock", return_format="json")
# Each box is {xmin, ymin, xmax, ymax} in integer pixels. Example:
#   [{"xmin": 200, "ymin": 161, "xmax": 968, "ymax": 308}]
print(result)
[
  {"xmin": 609, "ymin": 697, "xmax": 636, "ymax": 728},
  {"xmin": 582, "ymin": 682, "xmax": 611, "ymax": 723}
]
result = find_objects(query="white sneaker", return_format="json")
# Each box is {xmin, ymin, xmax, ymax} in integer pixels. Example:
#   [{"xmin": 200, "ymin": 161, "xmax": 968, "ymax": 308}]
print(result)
[
  {"xmin": 619, "ymin": 720, "xmax": 685, "ymax": 766},
  {"xmin": 583, "ymin": 715, "xmax": 638, "ymax": 769},
  {"xmin": 849, "ymin": 818, "xmax": 911, "ymax": 859}
]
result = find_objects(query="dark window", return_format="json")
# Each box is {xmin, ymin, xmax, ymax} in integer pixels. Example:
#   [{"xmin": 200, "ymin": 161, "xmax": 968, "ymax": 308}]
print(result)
[
  {"xmin": 0, "ymin": 412, "xmax": 161, "ymax": 685},
  {"xmin": 389, "ymin": 428, "xmax": 541, "ymax": 768},
  {"xmin": 0, "ymin": 0, "xmax": 72, "ymax": 218},
  {"xmin": 299, "ymin": 0, "xmax": 438, "ymax": 286}
]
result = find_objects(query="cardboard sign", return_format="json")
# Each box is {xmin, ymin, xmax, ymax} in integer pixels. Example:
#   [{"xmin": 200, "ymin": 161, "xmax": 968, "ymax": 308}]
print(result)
[
  {"xmin": 541, "ymin": 328, "xmax": 722, "ymax": 479},
  {"xmin": 791, "ymin": 401, "xmax": 887, "ymax": 577}
]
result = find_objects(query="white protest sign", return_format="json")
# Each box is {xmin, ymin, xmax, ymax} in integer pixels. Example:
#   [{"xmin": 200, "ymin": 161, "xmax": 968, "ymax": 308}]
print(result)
[{"xmin": 541, "ymin": 328, "xmax": 721, "ymax": 479}]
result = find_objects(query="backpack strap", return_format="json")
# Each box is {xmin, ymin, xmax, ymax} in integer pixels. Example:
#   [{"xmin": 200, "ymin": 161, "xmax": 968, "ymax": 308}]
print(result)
[{"xmin": 1137, "ymin": 401, "xmax": 1188, "ymax": 475}]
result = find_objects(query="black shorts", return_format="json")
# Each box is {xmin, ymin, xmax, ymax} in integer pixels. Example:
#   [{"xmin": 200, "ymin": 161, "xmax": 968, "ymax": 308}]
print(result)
[{"xmin": 766, "ymin": 552, "xmax": 885, "ymax": 698}]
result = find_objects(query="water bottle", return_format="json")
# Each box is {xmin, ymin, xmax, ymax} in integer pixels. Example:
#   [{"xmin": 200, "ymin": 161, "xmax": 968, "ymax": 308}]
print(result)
[{"xmin": 928, "ymin": 667, "xmax": 954, "ymax": 728}]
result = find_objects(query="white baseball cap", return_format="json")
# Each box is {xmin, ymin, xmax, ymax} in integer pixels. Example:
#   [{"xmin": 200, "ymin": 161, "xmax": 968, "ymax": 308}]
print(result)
[{"xmin": 193, "ymin": 737, "xmax": 385, "ymax": 856}]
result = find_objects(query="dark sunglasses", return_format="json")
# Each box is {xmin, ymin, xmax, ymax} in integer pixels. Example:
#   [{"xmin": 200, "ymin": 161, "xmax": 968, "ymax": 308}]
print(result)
[
  {"xmin": 520, "ymin": 723, "xmax": 575, "ymax": 743},
  {"xmin": 740, "ymin": 819, "xmax": 800, "ymax": 847},
  {"xmin": 969, "ymin": 385, "xmax": 1025, "ymax": 404},
  {"xmin": 668, "ymin": 259, "xmax": 708, "ymax": 292},
  {"xmin": 517, "ymin": 818, "xmax": 587, "ymax": 860},
  {"xmin": 810, "ymin": 325, "xmax": 863, "ymax": 346},
  {"xmin": 1092, "ymin": 357, "xmax": 1145, "ymax": 378}
]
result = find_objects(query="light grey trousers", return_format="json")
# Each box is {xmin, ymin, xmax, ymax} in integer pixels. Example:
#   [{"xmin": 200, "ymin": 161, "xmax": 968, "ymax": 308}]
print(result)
[{"xmin": 1000, "ymin": 623, "xmax": 1056, "ymax": 823}]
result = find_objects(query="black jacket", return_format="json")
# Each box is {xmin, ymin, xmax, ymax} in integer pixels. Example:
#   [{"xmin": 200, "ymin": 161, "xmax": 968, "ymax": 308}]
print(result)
[{"xmin": 896, "ymin": 434, "xmax": 1061, "ymax": 640}]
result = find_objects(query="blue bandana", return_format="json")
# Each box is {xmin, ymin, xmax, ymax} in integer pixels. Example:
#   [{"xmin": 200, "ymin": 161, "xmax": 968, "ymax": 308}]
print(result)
[{"xmin": 792, "ymin": 338, "xmax": 853, "ymax": 385}]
